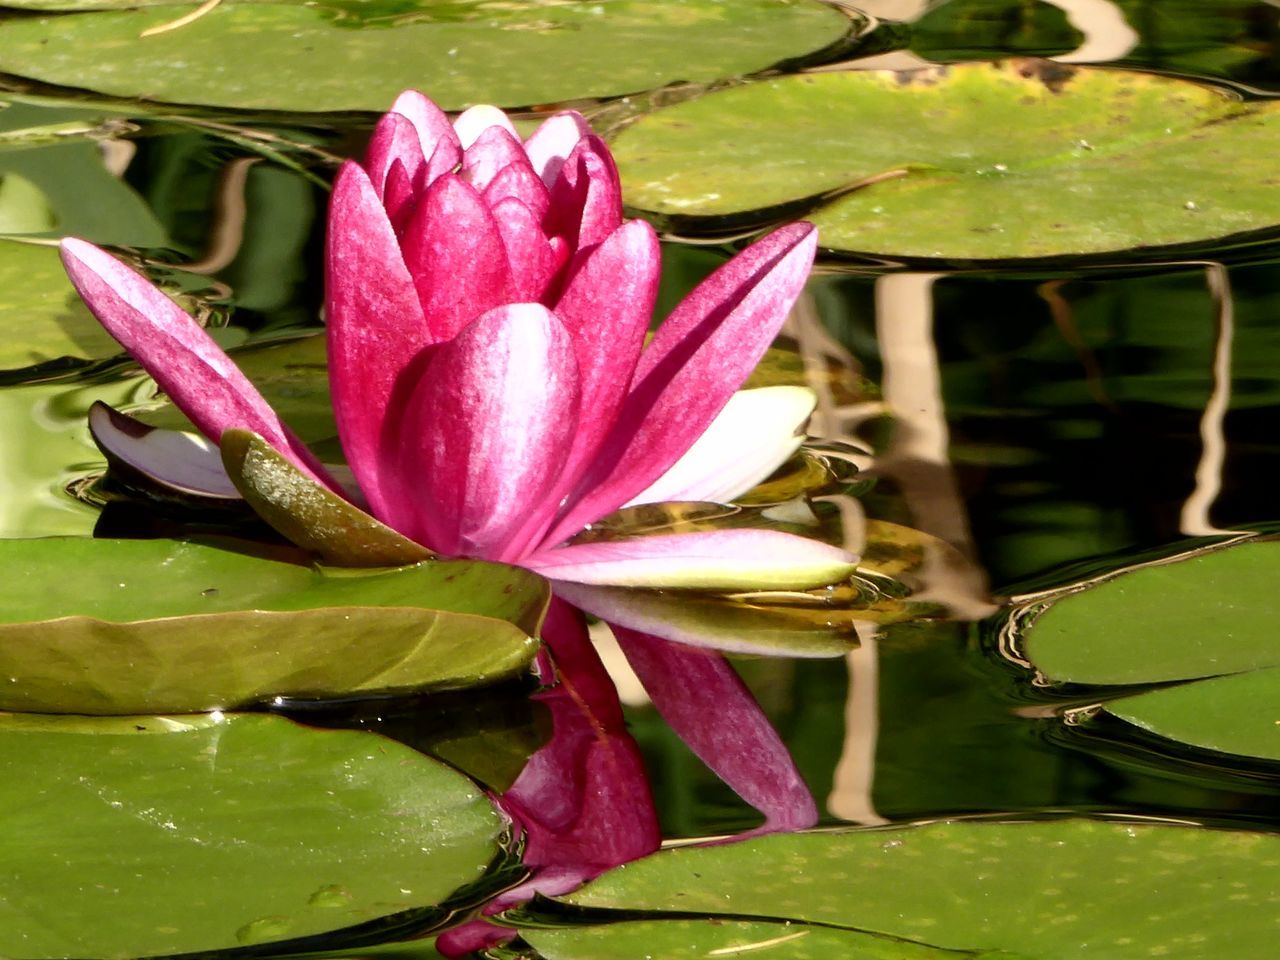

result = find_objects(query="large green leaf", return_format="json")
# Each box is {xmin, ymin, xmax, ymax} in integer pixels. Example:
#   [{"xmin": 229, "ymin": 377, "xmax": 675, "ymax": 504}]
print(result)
[
  {"xmin": 0, "ymin": 1, "xmax": 850, "ymax": 112},
  {"xmin": 527, "ymin": 919, "xmax": 958, "ymax": 960},
  {"xmin": 537, "ymin": 819, "xmax": 1280, "ymax": 959},
  {"xmin": 0, "ymin": 537, "xmax": 546, "ymax": 713},
  {"xmin": 611, "ymin": 61, "xmax": 1280, "ymax": 260},
  {"xmin": 1021, "ymin": 538, "xmax": 1280, "ymax": 684},
  {"xmin": 0, "ymin": 712, "xmax": 505, "ymax": 958}
]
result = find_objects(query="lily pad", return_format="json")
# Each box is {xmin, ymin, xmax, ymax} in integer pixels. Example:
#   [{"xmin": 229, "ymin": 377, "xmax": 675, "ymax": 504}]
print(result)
[
  {"xmin": 611, "ymin": 61, "xmax": 1280, "ymax": 260},
  {"xmin": 1021, "ymin": 538, "xmax": 1280, "ymax": 685},
  {"xmin": 527, "ymin": 918, "xmax": 955, "ymax": 960},
  {"xmin": 1020, "ymin": 538, "xmax": 1280, "ymax": 762},
  {"xmin": 0, "ymin": 711, "xmax": 504, "ymax": 958},
  {"xmin": 0, "ymin": 1, "xmax": 850, "ymax": 112},
  {"xmin": 537, "ymin": 819, "xmax": 1280, "ymax": 959},
  {"xmin": 0, "ymin": 537, "xmax": 546, "ymax": 713}
]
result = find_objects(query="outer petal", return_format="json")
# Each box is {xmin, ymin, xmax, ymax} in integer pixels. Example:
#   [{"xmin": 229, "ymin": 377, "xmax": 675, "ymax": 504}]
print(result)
[
  {"xmin": 524, "ymin": 110, "xmax": 591, "ymax": 186},
  {"xmin": 386, "ymin": 303, "xmax": 580, "ymax": 558},
  {"xmin": 546, "ymin": 224, "xmax": 816, "ymax": 543},
  {"xmin": 524, "ymin": 529, "xmax": 857, "ymax": 591},
  {"xmin": 453, "ymin": 104, "xmax": 518, "ymax": 149},
  {"xmin": 326, "ymin": 161, "xmax": 431, "ymax": 515},
  {"xmin": 544, "ymin": 135, "xmax": 622, "ymax": 252},
  {"xmin": 611, "ymin": 625, "xmax": 819, "ymax": 832},
  {"xmin": 60, "ymin": 238, "xmax": 332, "ymax": 487},
  {"xmin": 400, "ymin": 173, "xmax": 513, "ymax": 342},
  {"xmin": 624, "ymin": 386, "xmax": 816, "ymax": 507},
  {"xmin": 552, "ymin": 580, "xmax": 856, "ymax": 658},
  {"xmin": 496, "ymin": 220, "xmax": 660, "ymax": 556}
]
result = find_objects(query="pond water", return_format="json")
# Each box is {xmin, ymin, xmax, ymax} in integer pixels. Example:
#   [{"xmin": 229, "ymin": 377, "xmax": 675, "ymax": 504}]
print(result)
[{"xmin": 2, "ymin": 1, "xmax": 1280, "ymax": 958}]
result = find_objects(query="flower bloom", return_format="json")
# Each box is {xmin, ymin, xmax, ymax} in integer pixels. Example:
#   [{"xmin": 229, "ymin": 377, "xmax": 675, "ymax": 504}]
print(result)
[{"xmin": 60, "ymin": 93, "xmax": 857, "ymax": 904}]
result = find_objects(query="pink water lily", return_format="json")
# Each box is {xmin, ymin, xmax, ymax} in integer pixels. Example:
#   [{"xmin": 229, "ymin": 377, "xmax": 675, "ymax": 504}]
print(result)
[{"xmin": 60, "ymin": 93, "xmax": 856, "ymax": 910}]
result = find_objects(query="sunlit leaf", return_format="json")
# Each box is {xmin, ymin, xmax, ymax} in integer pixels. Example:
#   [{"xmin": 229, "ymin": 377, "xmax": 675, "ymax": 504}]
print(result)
[
  {"xmin": 533, "ymin": 819, "xmax": 1280, "ymax": 960},
  {"xmin": 0, "ymin": 537, "xmax": 546, "ymax": 713},
  {"xmin": 0, "ymin": 1, "xmax": 851, "ymax": 112},
  {"xmin": 612, "ymin": 61, "xmax": 1280, "ymax": 260},
  {"xmin": 0, "ymin": 712, "xmax": 505, "ymax": 958}
]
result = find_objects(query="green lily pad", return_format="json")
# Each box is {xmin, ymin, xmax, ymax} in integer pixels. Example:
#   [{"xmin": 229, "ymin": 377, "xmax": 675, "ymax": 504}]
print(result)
[
  {"xmin": 1106, "ymin": 666, "xmax": 1280, "ymax": 762},
  {"xmin": 0, "ymin": 711, "xmax": 504, "ymax": 958},
  {"xmin": 0, "ymin": 1, "xmax": 850, "ymax": 113},
  {"xmin": 527, "ymin": 918, "xmax": 958, "ymax": 960},
  {"xmin": 1021, "ymin": 538, "xmax": 1280, "ymax": 685},
  {"xmin": 1020, "ymin": 538, "xmax": 1280, "ymax": 762},
  {"xmin": 611, "ymin": 61, "xmax": 1280, "ymax": 260},
  {"xmin": 0, "ymin": 537, "xmax": 546, "ymax": 713},
  {"xmin": 540, "ymin": 819, "xmax": 1280, "ymax": 959}
]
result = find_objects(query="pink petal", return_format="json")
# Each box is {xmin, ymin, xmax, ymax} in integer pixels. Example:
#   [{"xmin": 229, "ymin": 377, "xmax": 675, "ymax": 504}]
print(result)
[
  {"xmin": 524, "ymin": 110, "xmax": 592, "ymax": 186},
  {"xmin": 611, "ymin": 625, "xmax": 818, "ymax": 832},
  {"xmin": 363, "ymin": 94, "xmax": 459, "ymax": 196},
  {"xmin": 462, "ymin": 125, "xmax": 528, "ymax": 193},
  {"xmin": 390, "ymin": 90, "xmax": 460, "ymax": 184},
  {"xmin": 325, "ymin": 161, "xmax": 431, "ymax": 515},
  {"xmin": 453, "ymin": 104, "xmax": 518, "ymax": 149},
  {"xmin": 519, "ymin": 220, "xmax": 657, "ymax": 549},
  {"xmin": 525, "ymin": 529, "xmax": 857, "ymax": 591},
  {"xmin": 384, "ymin": 303, "xmax": 580, "ymax": 558},
  {"xmin": 544, "ymin": 135, "xmax": 622, "ymax": 252},
  {"xmin": 60, "ymin": 238, "xmax": 332, "ymax": 487},
  {"xmin": 490, "ymin": 198, "xmax": 561, "ymax": 303},
  {"xmin": 500, "ymin": 223, "xmax": 657, "ymax": 559},
  {"xmin": 400, "ymin": 173, "xmax": 513, "ymax": 343},
  {"xmin": 625, "ymin": 386, "xmax": 816, "ymax": 506},
  {"xmin": 553, "ymin": 580, "xmax": 855, "ymax": 658},
  {"xmin": 483, "ymin": 160, "xmax": 552, "ymax": 222},
  {"xmin": 546, "ymin": 224, "xmax": 816, "ymax": 542},
  {"xmin": 381, "ymin": 158, "xmax": 415, "ymax": 233}
]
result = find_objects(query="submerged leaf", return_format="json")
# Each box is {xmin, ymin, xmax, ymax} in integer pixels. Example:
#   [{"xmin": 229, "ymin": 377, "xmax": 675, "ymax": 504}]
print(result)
[{"xmin": 0, "ymin": 537, "xmax": 546, "ymax": 713}]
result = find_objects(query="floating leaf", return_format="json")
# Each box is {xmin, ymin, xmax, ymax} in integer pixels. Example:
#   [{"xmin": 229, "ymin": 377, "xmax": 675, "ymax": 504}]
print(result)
[
  {"xmin": 0, "ymin": 1, "xmax": 850, "ymax": 112},
  {"xmin": 1021, "ymin": 538, "xmax": 1280, "ymax": 684},
  {"xmin": 0, "ymin": 537, "xmax": 546, "ymax": 713},
  {"xmin": 222, "ymin": 427, "xmax": 434, "ymax": 567},
  {"xmin": 1106, "ymin": 666, "xmax": 1280, "ymax": 762},
  {"xmin": 537, "ymin": 819, "xmax": 1280, "ymax": 959},
  {"xmin": 0, "ymin": 712, "xmax": 505, "ymax": 958},
  {"xmin": 611, "ymin": 61, "xmax": 1280, "ymax": 260},
  {"xmin": 527, "ymin": 918, "xmax": 955, "ymax": 960},
  {"xmin": 1020, "ymin": 538, "xmax": 1280, "ymax": 762}
]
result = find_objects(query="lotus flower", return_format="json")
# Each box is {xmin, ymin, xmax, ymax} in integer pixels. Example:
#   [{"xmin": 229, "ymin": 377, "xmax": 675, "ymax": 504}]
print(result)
[{"xmin": 60, "ymin": 93, "xmax": 857, "ymax": 904}]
